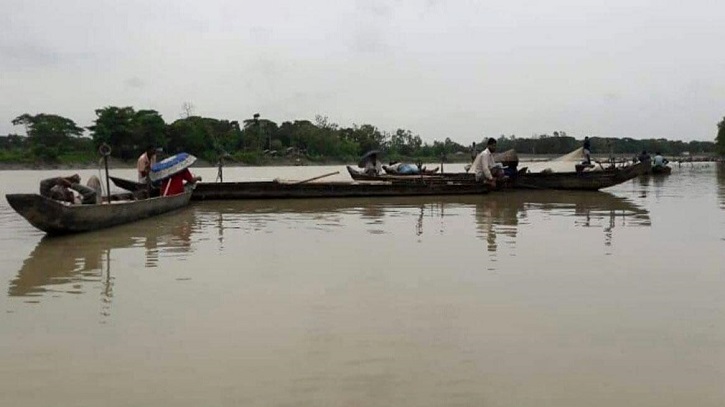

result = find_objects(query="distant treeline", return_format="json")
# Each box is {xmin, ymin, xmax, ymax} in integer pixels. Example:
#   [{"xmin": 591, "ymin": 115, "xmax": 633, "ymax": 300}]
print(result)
[{"xmin": 1, "ymin": 107, "xmax": 720, "ymax": 164}]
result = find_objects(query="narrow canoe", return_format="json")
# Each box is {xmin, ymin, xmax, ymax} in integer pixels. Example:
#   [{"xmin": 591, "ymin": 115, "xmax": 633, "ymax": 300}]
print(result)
[
  {"xmin": 6, "ymin": 190, "xmax": 193, "ymax": 235},
  {"xmin": 346, "ymin": 162, "xmax": 649, "ymax": 191}
]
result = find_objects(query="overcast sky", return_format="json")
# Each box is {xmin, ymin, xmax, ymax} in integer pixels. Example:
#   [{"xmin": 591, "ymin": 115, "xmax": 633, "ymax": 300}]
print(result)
[{"xmin": 1, "ymin": 0, "xmax": 723, "ymax": 143}]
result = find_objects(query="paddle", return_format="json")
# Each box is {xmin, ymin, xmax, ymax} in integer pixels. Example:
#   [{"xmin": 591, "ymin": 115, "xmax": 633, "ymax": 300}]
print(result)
[{"xmin": 293, "ymin": 171, "xmax": 340, "ymax": 184}]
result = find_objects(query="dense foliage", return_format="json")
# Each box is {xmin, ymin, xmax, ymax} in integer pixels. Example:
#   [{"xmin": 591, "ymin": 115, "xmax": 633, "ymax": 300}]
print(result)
[
  {"xmin": 717, "ymin": 117, "xmax": 725, "ymax": 156},
  {"xmin": 2, "ymin": 108, "xmax": 720, "ymax": 164},
  {"xmin": 10, "ymin": 113, "xmax": 85, "ymax": 161}
]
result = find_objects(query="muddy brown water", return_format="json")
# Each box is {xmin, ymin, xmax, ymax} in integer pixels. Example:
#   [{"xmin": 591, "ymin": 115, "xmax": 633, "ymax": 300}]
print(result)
[{"xmin": 1, "ymin": 163, "xmax": 724, "ymax": 406}]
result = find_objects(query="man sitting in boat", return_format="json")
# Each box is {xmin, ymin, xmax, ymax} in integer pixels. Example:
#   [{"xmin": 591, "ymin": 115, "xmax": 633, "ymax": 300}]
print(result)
[
  {"xmin": 363, "ymin": 153, "xmax": 383, "ymax": 176},
  {"xmin": 40, "ymin": 174, "xmax": 97, "ymax": 204},
  {"xmin": 653, "ymin": 152, "xmax": 668, "ymax": 168},
  {"xmin": 137, "ymin": 146, "xmax": 157, "ymax": 182},
  {"xmin": 471, "ymin": 138, "xmax": 504, "ymax": 186}
]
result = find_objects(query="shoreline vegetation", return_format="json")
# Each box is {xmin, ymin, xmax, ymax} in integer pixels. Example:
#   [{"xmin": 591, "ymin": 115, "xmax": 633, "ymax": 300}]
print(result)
[
  {"xmin": 0, "ymin": 153, "xmax": 718, "ymax": 172},
  {"xmin": 2, "ymin": 107, "xmax": 723, "ymax": 171}
]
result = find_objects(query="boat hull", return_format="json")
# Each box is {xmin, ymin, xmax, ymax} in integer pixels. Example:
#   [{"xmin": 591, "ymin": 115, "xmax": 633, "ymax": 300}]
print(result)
[
  {"xmin": 192, "ymin": 180, "xmax": 489, "ymax": 200},
  {"xmin": 650, "ymin": 165, "xmax": 672, "ymax": 175},
  {"xmin": 6, "ymin": 191, "xmax": 193, "ymax": 235}
]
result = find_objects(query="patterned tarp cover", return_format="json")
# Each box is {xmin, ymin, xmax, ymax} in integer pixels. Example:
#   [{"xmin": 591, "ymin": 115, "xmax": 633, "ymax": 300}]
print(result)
[{"xmin": 150, "ymin": 153, "xmax": 197, "ymax": 182}]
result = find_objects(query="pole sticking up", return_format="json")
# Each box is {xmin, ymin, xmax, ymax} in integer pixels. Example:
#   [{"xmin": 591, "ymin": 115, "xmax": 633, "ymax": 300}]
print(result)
[{"xmin": 99, "ymin": 143, "xmax": 112, "ymax": 203}]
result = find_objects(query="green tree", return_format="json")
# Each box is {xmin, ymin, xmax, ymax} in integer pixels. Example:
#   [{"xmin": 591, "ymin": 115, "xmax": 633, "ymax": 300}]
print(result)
[
  {"xmin": 717, "ymin": 117, "xmax": 725, "ymax": 155},
  {"xmin": 389, "ymin": 129, "xmax": 423, "ymax": 156},
  {"xmin": 11, "ymin": 113, "xmax": 84, "ymax": 160},
  {"xmin": 88, "ymin": 107, "xmax": 166, "ymax": 159},
  {"xmin": 168, "ymin": 116, "xmax": 242, "ymax": 161},
  {"xmin": 241, "ymin": 118, "xmax": 278, "ymax": 151}
]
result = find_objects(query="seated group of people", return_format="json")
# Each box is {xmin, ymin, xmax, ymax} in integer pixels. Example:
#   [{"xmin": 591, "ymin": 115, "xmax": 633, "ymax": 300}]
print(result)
[
  {"xmin": 363, "ymin": 138, "xmax": 507, "ymax": 187},
  {"xmin": 138, "ymin": 146, "xmax": 201, "ymax": 196},
  {"xmin": 39, "ymin": 147, "xmax": 202, "ymax": 205},
  {"xmin": 636, "ymin": 151, "xmax": 669, "ymax": 167}
]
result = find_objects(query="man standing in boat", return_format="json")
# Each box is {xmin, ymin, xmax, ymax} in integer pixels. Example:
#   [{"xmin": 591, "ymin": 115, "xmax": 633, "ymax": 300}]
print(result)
[
  {"xmin": 137, "ymin": 146, "xmax": 157, "ymax": 182},
  {"xmin": 582, "ymin": 136, "xmax": 592, "ymax": 164},
  {"xmin": 472, "ymin": 138, "xmax": 502, "ymax": 186}
]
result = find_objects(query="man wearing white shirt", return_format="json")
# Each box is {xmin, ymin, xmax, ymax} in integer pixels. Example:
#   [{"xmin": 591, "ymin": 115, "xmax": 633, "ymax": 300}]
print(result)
[
  {"xmin": 472, "ymin": 138, "xmax": 502, "ymax": 186},
  {"xmin": 137, "ymin": 146, "xmax": 157, "ymax": 182}
]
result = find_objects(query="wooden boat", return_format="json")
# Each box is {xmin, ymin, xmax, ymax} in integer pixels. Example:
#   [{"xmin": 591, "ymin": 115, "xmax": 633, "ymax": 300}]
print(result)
[
  {"xmin": 110, "ymin": 176, "xmax": 160, "ymax": 195},
  {"xmin": 346, "ymin": 162, "xmax": 649, "ymax": 191},
  {"xmin": 191, "ymin": 179, "xmax": 489, "ymax": 200},
  {"xmin": 5, "ymin": 190, "xmax": 193, "ymax": 235},
  {"xmin": 650, "ymin": 165, "xmax": 672, "ymax": 175},
  {"xmin": 109, "ymin": 175, "xmax": 145, "ymax": 191}
]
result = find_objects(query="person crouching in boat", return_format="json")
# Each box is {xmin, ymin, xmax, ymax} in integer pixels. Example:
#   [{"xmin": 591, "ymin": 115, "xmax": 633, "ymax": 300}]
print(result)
[
  {"xmin": 137, "ymin": 146, "xmax": 157, "ymax": 183},
  {"xmin": 161, "ymin": 169, "xmax": 201, "ymax": 196},
  {"xmin": 472, "ymin": 138, "xmax": 504, "ymax": 187},
  {"xmin": 364, "ymin": 153, "xmax": 383, "ymax": 176},
  {"xmin": 40, "ymin": 174, "xmax": 97, "ymax": 204}
]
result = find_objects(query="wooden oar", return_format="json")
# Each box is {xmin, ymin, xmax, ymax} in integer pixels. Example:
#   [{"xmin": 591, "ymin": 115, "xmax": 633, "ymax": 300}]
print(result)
[{"xmin": 293, "ymin": 171, "xmax": 340, "ymax": 184}]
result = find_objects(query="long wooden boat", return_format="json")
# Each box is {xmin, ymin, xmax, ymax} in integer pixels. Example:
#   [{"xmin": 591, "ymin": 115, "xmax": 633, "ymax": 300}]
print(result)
[
  {"xmin": 346, "ymin": 162, "xmax": 649, "ymax": 191},
  {"xmin": 5, "ymin": 190, "xmax": 193, "ymax": 235},
  {"xmin": 191, "ymin": 179, "xmax": 489, "ymax": 200}
]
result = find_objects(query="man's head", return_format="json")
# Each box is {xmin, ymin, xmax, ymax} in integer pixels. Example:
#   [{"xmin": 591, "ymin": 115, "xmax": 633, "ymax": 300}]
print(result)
[
  {"xmin": 585, "ymin": 136, "xmax": 589, "ymax": 140},
  {"xmin": 486, "ymin": 137, "xmax": 497, "ymax": 153},
  {"xmin": 146, "ymin": 146, "xmax": 157, "ymax": 158}
]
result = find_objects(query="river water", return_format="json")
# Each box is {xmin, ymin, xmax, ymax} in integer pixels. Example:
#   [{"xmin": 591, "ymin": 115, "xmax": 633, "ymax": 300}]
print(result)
[{"xmin": 1, "ymin": 163, "xmax": 724, "ymax": 406}]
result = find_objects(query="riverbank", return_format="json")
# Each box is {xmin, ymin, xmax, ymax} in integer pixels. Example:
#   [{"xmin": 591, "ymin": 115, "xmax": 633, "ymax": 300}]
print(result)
[
  {"xmin": 0, "ymin": 153, "xmax": 718, "ymax": 171},
  {"xmin": 0, "ymin": 155, "xmax": 476, "ymax": 171}
]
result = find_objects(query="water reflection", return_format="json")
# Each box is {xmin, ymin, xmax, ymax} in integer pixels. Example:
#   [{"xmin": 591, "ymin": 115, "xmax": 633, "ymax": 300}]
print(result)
[
  {"xmin": 636, "ymin": 175, "xmax": 651, "ymax": 198},
  {"xmin": 474, "ymin": 191, "xmax": 650, "ymax": 252},
  {"xmin": 194, "ymin": 192, "xmax": 649, "ymax": 252},
  {"xmin": 9, "ymin": 208, "xmax": 197, "ymax": 305}
]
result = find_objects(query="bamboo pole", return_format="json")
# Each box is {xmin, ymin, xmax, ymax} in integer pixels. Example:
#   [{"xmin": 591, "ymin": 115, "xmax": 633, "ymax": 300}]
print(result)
[{"xmin": 293, "ymin": 171, "xmax": 340, "ymax": 184}]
